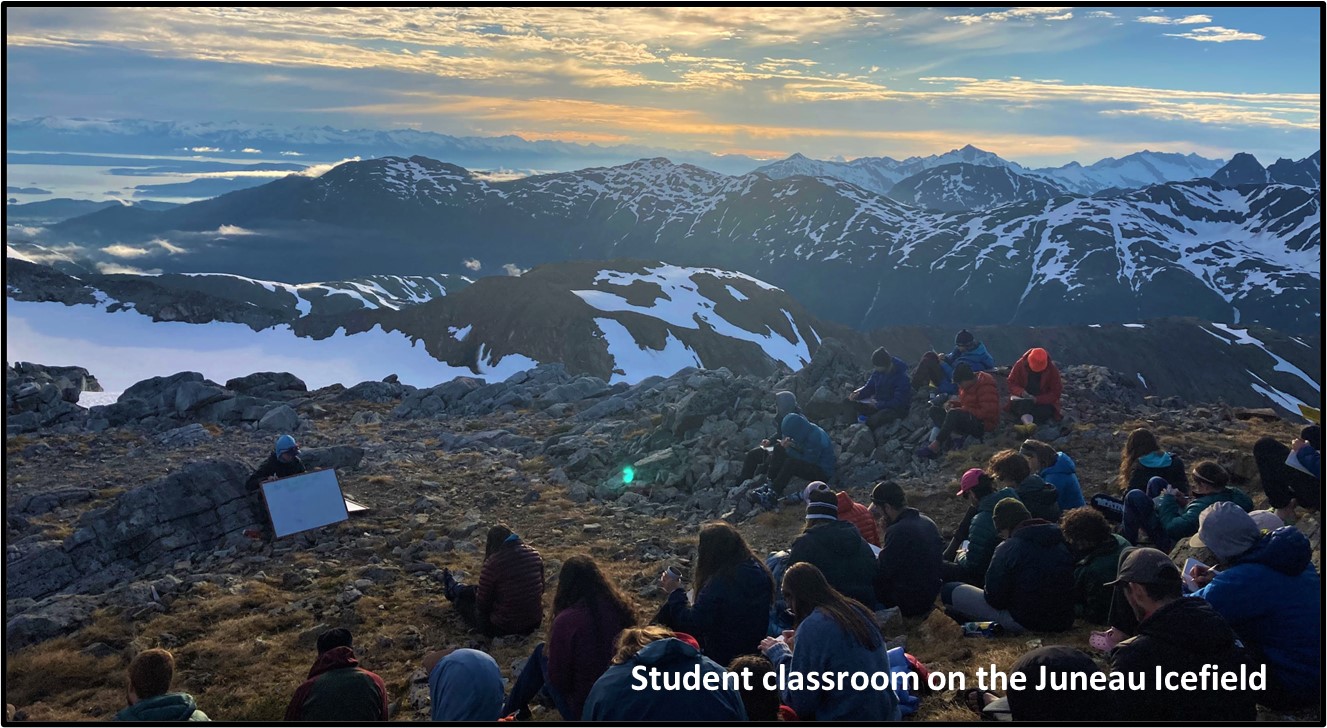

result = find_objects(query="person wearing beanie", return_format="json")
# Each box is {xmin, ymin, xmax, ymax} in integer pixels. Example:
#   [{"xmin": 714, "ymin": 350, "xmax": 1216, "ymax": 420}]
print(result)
[
  {"xmin": 787, "ymin": 490, "xmax": 878, "ymax": 607},
  {"xmin": 245, "ymin": 434, "xmax": 306, "ymax": 492},
  {"xmin": 942, "ymin": 329, "xmax": 996, "ymax": 373},
  {"xmin": 846, "ymin": 347, "xmax": 911, "ymax": 428},
  {"xmin": 870, "ymin": 481, "xmax": 943, "ymax": 617},
  {"xmin": 1006, "ymin": 347, "xmax": 1062, "ymax": 435},
  {"xmin": 737, "ymin": 391, "xmax": 803, "ymax": 485},
  {"xmin": 1252, "ymin": 424, "xmax": 1321, "ymax": 522},
  {"xmin": 1118, "ymin": 460, "xmax": 1253, "ymax": 551},
  {"xmin": 425, "ymin": 648, "xmax": 506, "ymax": 721},
  {"xmin": 285, "ymin": 628, "xmax": 389, "ymax": 721},
  {"xmin": 440, "ymin": 525, "xmax": 545, "ymax": 637},
  {"xmin": 941, "ymin": 469, "xmax": 1018, "ymax": 586},
  {"xmin": 942, "ymin": 497, "xmax": 1075, "ymax": 634},
  {"xmin": 916, "ymin": 363, "xmax": 999, "ymax": 459},
  {"xmin": 1189, "ymin": 503, "xmax": 1321, "ymax": 711}
]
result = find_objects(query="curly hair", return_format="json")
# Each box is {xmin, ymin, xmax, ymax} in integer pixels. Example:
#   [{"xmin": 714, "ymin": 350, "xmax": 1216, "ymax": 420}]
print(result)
[
  {"xmin": 1059, "ymin": 507, "xmax": 1113, "ymax": 551},
  {"xmin": 988, "ymin": 449, "xmax": 1031, "ymax": 484}
]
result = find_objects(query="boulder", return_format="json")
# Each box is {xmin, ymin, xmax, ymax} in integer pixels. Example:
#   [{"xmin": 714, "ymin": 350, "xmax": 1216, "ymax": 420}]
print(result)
[
  {"xmin": 4, "ymin": 594, "xmax": 99, "ymax": 651},
  {"xmin": 173, "ymin": 381, "xmax": 233, "ymax": 414},
  {"xmin": 154, "ymin": 423, "xmax": 213, "ymax": 448},
  {"xmin": 258, "ymin": 404, "xmax": 301, "ymax": 432},
  {"xmin": 340, "ymin": 380, "xmax": 406, "ymax": 403},
  {"xmin": 302, "ymin": 446, "xmax": 366, "ymax": 472},
  {"xmin": 225, "ymin": 372, "xmax": 308, "ymax": 398}
]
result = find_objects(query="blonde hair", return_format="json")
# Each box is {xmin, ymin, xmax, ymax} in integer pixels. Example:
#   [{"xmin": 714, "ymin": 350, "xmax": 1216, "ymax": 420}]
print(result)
[{"xmin": 611, "ymin": 625, "xmax": 675, "ymax": 665}]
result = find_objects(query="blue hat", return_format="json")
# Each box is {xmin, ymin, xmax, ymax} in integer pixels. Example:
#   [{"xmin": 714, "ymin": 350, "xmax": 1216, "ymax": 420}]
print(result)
[{"xmin": 274, "ymin": 434, "xmax": 298, "ymax": 455}]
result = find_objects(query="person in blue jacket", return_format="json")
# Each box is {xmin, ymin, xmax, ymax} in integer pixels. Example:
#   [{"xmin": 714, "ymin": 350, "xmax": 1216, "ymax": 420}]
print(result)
[
  {"xmin": 761, "ymin": 562, "xmax": 901, "ymax": 721},
  {"xmin": 582, "ymin": 627, "xmax": 747, "ymax": 721},
  {"xmin": 1189, "ymin": 502, "xmax": 1321, "ymax": 711},
  {"xmin": 1020, "ymin": 439, "xmax": 1086, "ymax": 510},
  {"xmin": 847, "ymin": 347, "xmax": 910, "ymax": 427},
  {"xmin": 944, "ymin": 329, "xmax": 996, "ymax": 373},
  {"xmin": 765, "ymin": 413, "xmax": 836, "ymax": 500}
]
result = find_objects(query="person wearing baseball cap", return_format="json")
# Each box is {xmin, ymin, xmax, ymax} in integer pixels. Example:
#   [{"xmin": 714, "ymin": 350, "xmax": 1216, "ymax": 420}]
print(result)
[
  {"xmin": 1189, "ymin": 502, "xmax": 1321, "ymax": 711},
  {"xmin": 940, "ymin": 468, "xmax": 1017, "ymax": 587},
  {"xmin": 1105, "ymin": 546, "xmax": 1257, "ymax": 721},
  {"xmin": 869, "ymin": 481, "xmax": 943, "ymax": 617},
  {"xmin": 1006, "ymin": 347, "xmax": 1062, "ymax": 437}
]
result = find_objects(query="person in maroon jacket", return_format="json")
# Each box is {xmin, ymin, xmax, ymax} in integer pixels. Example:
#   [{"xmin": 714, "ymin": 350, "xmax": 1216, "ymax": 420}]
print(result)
[
  {"xmin": 1006, "ymin": 347, "xmax": 1063, "ymax": 432},
  {"xmin": 503, "ymin": 555, "xmax": 637, "ymax": 720},
  {"xmin": 441, "ymin": 525, "xmax": 545, "ymax": 637},
  {"xmin": 285, "ymin": 628, "xmax": 389, "ymax": 721}
]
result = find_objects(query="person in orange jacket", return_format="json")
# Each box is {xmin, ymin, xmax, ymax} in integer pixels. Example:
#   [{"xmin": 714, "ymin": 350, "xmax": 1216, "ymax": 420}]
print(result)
[
  {"xmin": 1007, "ymin": 348, "xmax": 1062, "ymax": 433},
  {"xmin": 917, "ymin": 364, "xmax": 998, "ymax": 459}
]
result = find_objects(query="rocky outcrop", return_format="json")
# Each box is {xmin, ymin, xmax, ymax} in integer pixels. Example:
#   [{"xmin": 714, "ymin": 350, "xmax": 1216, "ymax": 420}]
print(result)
[
  {"xmin": 5, "ymin": 363, "xmax": 100, "ymax": 434},
  {"xmin": 87, "ymin": 371, "xmax": 309, "ymax": 433}
]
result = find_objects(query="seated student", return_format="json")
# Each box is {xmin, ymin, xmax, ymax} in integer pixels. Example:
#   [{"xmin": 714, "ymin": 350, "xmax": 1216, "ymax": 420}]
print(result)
[
  {"xmin": 916, "ymin": 364, "xmax": 998, "ymax": 459},
  {"xmin": 423, "ymin": 648, "xmax": 504, "ymax": 722},
  {"xmin": 761, "ymin": 563, "xmax": 901, "ymax": 721},
  {"xmin": 656, "ymin": 522, "xmax": 774, "ymax": 669},
  {"xmin": 245, "ymin": 434, "xmax": 306, "ymax": 491},
  {"xmin": 1120, "ymin": 427, "xmax": 1190, "ymax": 494},
  {"xmin": 941, "ymin": 498, "xmax": 1075, "ymax": 634},
  {"xmin": 835, "ymin": 488, "xmax": 881, "ymax": 547},
  {"xmin": 1189, "ymin": 503, "xmax": 1321, "ymax": 712},
  {"xmin": 1020, "ymin": 438, "xmax": 1085, "ymax": 511},
  {"xmin": 728, "ymin": 655, "xmax": 796, "ymax": 721},
  {"xmin": 1006, "ymin": 347, "xmax": 1062, "ymax": 433},
  {"xmin": 988, "ymin": 449, "xmax": 1060, "ymax": 523},
  {"xmin": 757, "ymin": 413, "xmax": 836, "ymax": 503},
  {"xmin": 285, "ymin": 628, "xmax": 388, "ymax": 721},
  {"xmin": 911, "ymin": 350, "xmax": 957, "ymax": 396},
  {"xmin": 505, "ymin": 556, "xmax": 636, "ymax": 721},
  {"xmin": 1060, "ymin": 507, "xmax": 1129, "ymax": 625},
  {"xmin": 846, "ymin": 347, "xmax": 911, "ymax": 427},
  {"xmin": 113, "ymin": 648, "xmax": 210, "ymax": 722},
  {"xmin": 737, "ymin": 391, "xmax": 802, "ymax": 485},
  {"xmin": 941, "ymin": 470, "xmax": 1018, "ymax": 587},
  {"xmin": 582, "ymin": 626, "xmax": 747, "ymax": 721},
  {"xmin": 965, "ymin": 646, "xmax": 1113, "ymax": 721},
  {"xmin": 1106, "ymin": 547, "xmax": 1257, "ymax": 722},
  {"xmin": 787, "ymin": 489, "xmax": 878, "ymax": 608},
  {"xmin": 870, "ymin": 481, "xmax": 943, "ymax": 618},
  {"xmin": 944, "ymin": 329, "xmax": 996, "ymax": 373},
  {"xmin": 1253, "ymin": 424, "xmax": 1321, "ymax": 522},
  {"xmin": 440, "ymin": 525, "xmax": 544, "ymax": 637},
  {"xmin": 1118, "ymin": 461, "xmax": 1253, "ymax": 551}
]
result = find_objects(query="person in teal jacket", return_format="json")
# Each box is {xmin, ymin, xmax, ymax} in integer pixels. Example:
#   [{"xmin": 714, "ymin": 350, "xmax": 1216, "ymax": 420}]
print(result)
[
  {"xmin": 941, "ymin": 469, "xmax": 1018, "ymax": 587},
  {"xmin": 943, "ymin": 330, "xmax": 996, "ymax": 372},
  {"xmin": 766, "ymin": 413, "xmax": 836, "ymax": 499},
  {"xmin": 113, "ymin": 649, "xmax": 209, "ymax": 722},
  {"xmin": 1122, "ymin": 461, "xmax": 1252, "ymax": 551}
]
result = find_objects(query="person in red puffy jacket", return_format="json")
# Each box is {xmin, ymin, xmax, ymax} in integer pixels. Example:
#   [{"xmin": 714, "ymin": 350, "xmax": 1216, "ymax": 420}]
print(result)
[
  {"xmin": 1007, "ymin": 348, "xmax": 1062, "ymax": 431},
  {"xmin": 917, "ymin": 364, "xmax": 998, "ymax": 459}
]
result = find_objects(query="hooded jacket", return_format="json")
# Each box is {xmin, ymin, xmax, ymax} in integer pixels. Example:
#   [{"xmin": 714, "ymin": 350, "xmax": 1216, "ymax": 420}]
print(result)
[
  {"xmin": 955, "ymin": 486, "xmax": 1019, "ymax": 584},
  {"xmin": 428, "ymin": 648, "xmax": 505, "ymax": 721},
  {"xmin": 837, "ymin": 492, "xmax": 881, "ymax": 546},
  {"xmin": 1154, "ymin": 487, "xmax": 1254, "ymax": 541},
  {"xmin": 764, "ymin": 607, "xmax": 901, "ymax": 721},
  {"xmin": 944, "ymin": 342, "xmax": 996, "ymax": 372},
  {"xmin": 780, "ymin": 413, "xmax": 836, "ymax": 477},
  {"xmin": 582, "ymin": 638, "xmax": 747, "ymax": 721},
  {"xmin": 1006, "ymin": 350, "xmax": 1063, "ymax": 419},
  {"xmin": 113, "ymin": 693, "xmax": 209, "ymax": 722},
  {"xmin": 1193, "ymin": 526, "xmax": 1321, "ymax": 698},
  {"xmin": 788, "ymin": 520, "xmax": 878, "ymax": 607},
  {"xmin": 285, "ymin": 646, "xmax": 388, "ymax": 722},
  {"xmin": 983, "ymin": 519, "xmax": 1075, "ymax": 632},
  {"xmin": 855, "ymin": 355, "xmax": 911, "ymax": 412},
  {"xmin": 1041, "ymin": 452, "xmax": 1086, "ymax": 510},
  {"xmin": 656, "ymin": 556, "xmax": 773, "ymax": 669},
  {"xmin": 1127, "ymin": 451, "xmax": 1189, "ymax": 493},
  {"xmin": 875, "ymin": 507, "xmax": 944, "ymax": 617},
  {"xmin": 1072, "ymin": 533, "xmax": 1129, "ymax": 624},
  {"xmin": 547, "ymin": 597, "xmax": 633, "ymax": 721},
  {"xmin": 771, "ymin": 391, "xmax": 801, "ymax": 439},
  {"xmin": 1014, "ymin": 474, "xmax": 1061, "ymax": 523},
  {"xmin": 245, "ymin": 453, "xmax": 306, "ymax": 492},
  {"xmin": 956, "ymin": 371, "xmax": 1000, "ymax": 432},
  {"xmin": 1110, "ymin": 597, "xmax": 1258, "ymax": 721},
  {"xmin": 476, "ymin": 537, "xmax": 545, "ymax": 636}
]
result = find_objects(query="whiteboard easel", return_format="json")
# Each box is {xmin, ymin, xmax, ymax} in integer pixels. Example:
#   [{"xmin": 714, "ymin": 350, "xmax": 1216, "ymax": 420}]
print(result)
[{"xmin": 260, "ymin": 469, "xmax": 350, "ymax": 538}]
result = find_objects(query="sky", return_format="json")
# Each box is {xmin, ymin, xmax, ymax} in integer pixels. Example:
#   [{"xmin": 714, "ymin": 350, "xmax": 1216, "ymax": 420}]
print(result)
[{"xmin": 4, "ymin": 6, "xmax": 1322, "ymax": 166}]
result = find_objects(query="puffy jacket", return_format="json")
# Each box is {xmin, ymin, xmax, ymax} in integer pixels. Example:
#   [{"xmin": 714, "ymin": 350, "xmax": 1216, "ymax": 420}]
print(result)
[
  {"xmin": 957, "ymin": 371, "xmax": 1000, "ymax": 432},
  {"xmin": 788, "ymin": 520, "xmax": 878, "ymax": 607},
  {"xmin": 1291, "ymin": 444, "xmax": 1320, "ymax": 478},
  {"xmin": 855, "ymin": 356, "xmax": 910, "ymax": 412},
  {"xmin": 944, "ymin": 342, "xmax": 996, "ymax": 372},
  {"xmin": 1154, "ymin": 487, "xmax": 1254, "ymax": 541},
  {"xmin": 1006, "ymin": 350, "xmax": 1063, "ymax": 419},
  {"xmin": 1127, "ymin": 451, "xmax": 1189, "ymax": 493},
  {"xmin": 428, "ymin": 648, "xmax": 504, "ymax": 721},
  {"xmin": 1014, "ymin": 474, "xmax": 1061, "ymax": 523},
  {"xmin": 114, "ymin": 693, "xmax": 209, "ymax": 722},
  {"xmin": 656, "ymin": 557, "xmax": 773, "ymax": 669},
  {"xmin": 781, "ymin": 413, "xmax": 836, "ymax": 477},
  {"xmin": 1194, "ymin": 527, "xmax": 1321, "ymax": 698},
  {"xmin": 983, "ymin": 519, "xmax": 1075, "ymax": 632},
  {"xmin": 764, "ymin": 607, "xmax": 901, "ymax": 721},
  {"xmin": 549, "ymin": 597, "xmax": 633, "ymax": 720},
  {"xmin": 245, "ymin": 453, "xmax": 306, "ymax": 492},
  {"xmin": 1110, "ymin": 597, "xmax": 1257, "ymax": 722},
  {"xmin": 1072, "ymin": 534, "xmax": 1129, "ymax": 624},
  {"xmin": 1041, "ymin": 452, "xmax": 1085, "ymax": 510},
  {"xmin": 583, "ymin": 638, "xmax": 747, "ymax": 721},
  {"xmin": 476, "ymin": 538, "xmax": 545, "ymax": 636},
  {"xmin": 837, "ymin": 492, "xmax": 881, "ymax": 546},
  {"xmin": 875, "ymin": 507, "xmax": 943, "ymax": 617},
  {"xmin": 285, "ymin": 646, "xmax": 388, "ymax": 721},
  {"xmin": 955, "ymin": 486, "xmax": 1019, "ymax": 584}
]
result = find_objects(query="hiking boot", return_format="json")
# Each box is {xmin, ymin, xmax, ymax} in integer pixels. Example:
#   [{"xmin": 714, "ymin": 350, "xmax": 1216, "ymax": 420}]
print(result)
[
  {"xmin": 440, "ymin": 568, "xmax": 459, "ymax": 600},
  {"xmin": 779, "ymin": 490, "xmax": 805, "ymax": 506},
  {"xmin": 747, "ymin": 484, "xmax": 776, "ymax": 510}
]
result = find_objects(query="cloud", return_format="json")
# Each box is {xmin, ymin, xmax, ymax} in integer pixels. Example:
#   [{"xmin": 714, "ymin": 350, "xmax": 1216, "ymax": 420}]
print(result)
[
  {"xmin": 503, "ymin": 263, "xmax": 527, "ymax": 276},
  {"xmin": 296, "ymin": 157, "xmax": 361, "ymax": 177},
  {"xmin": 239, "ymin": 147, "xmax": 262, "ymax": 153},
  {"xmin": 188, "ymin": 146, "xmax": 222, "ymax": 152},
  {"xmin": 150, "ymin": 238, "xmax": 187, "ymax": 254},
  {"xmin": 1165, "ymin": 26, "xmax": 1265, "ymax": 43},
  {"xmin": 944, "ymin": 7, "xmax": 1074, "ymax": 25},
  {"xmin": 462, "ymin": 258, "xmax": 482, "ymax": 271},
  {"xmin": 279, "ymin": 151, "xmax": 304, "ymax": 156},
  {"xmin": 103, "ymin": 244, "xmax": 152, "ymax": 258},
  {"xmin": 95, "ymin": 262, "xmax": 162, "ymax": 275},
  {"xmin": 216, "ymin": 224, "xmax": 255, "ymax": 235},
  {"xmin": 1136, "ymin": 14, "xmax": 1212, "ymax": 25},
  {"xmin": 1087, "ymin": 11, "xmax": 1116, "ymax": 19}
]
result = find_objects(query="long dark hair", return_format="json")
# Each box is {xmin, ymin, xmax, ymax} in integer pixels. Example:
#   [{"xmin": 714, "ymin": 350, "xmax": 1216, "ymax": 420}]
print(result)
[
  {"xmin": 693, "ymin": 522, "xmax": 773, "ymax": 604},
  {"xmin": 1119, "ymin": 428, "xmax": 1162, "ymax": 492},
  {"xmin": 551, "ymin": 555, "xmax": 637, "ymax": 627},
  {"xmin": 782, "ymin": 562, "xmax": 879, "ymax": 650},
  {"xmin": 484, "ymin": 524, "xmax": 514, "ymax": 559}
]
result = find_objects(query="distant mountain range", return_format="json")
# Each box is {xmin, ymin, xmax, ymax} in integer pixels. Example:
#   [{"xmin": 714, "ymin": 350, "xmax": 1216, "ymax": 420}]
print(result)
[
  {"xmin": 1211, "ymin": 151, "xmax": 1323, "ymax": 187},
  {"xmin": 27, "ymin": 154, "xmax": 1319, "ymax": 334}
]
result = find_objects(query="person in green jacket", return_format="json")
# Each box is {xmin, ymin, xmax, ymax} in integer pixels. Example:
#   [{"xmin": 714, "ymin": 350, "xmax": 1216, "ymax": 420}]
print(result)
[
  {"xmin": 113, "ymin": 648, "xmax": 209, "ymax": 722},
  {"xmin": 1060, "ymin": 507, "xmax": 1129, "ymax": 624},
  {"xmin": 941, "ymin": 469, "xmax": 1018, "ymax": 587},
  {"xmin": 1122, "ymin": 461, "xmax": 1253, "ymax": 551}
]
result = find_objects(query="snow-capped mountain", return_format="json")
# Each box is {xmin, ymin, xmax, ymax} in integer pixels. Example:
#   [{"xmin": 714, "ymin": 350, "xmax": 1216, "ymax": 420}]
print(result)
[
  {"xmin": 1211, "ymin": 151, "xmax": 1322, "ymax": 187},
  {"xmin": 1030, "ymin": 151, "xmax": 1227, "ymax": 195},
  {"xmin": 887, "ymin": 163, "xmax": 1067, "ymax": 212},
  {"xmin": 43, "ymin": 156, "xmax": 1321, "ymax": 334},
  {"xmin": 754, "ymin": 145, "xmax": 1023, "ymax": 196}
]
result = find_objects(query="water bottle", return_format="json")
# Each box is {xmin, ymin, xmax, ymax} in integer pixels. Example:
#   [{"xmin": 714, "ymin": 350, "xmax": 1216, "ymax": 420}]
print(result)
[{"xmin": 962, "ymin": 621, "xmax": 1004, "ymax": 638}]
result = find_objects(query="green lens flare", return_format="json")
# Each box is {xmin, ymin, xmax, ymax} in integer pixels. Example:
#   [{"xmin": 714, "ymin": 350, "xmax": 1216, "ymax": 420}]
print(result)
[{"xmin": 622, "ymin": 466, "xmax": 635, "ymax": 484}]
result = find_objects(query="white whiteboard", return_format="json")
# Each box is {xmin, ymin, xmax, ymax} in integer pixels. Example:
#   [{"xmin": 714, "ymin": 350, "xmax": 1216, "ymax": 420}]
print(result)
[{"xmin": 261, "ymin": 469, "xmax": 350, "ymax": 538}]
